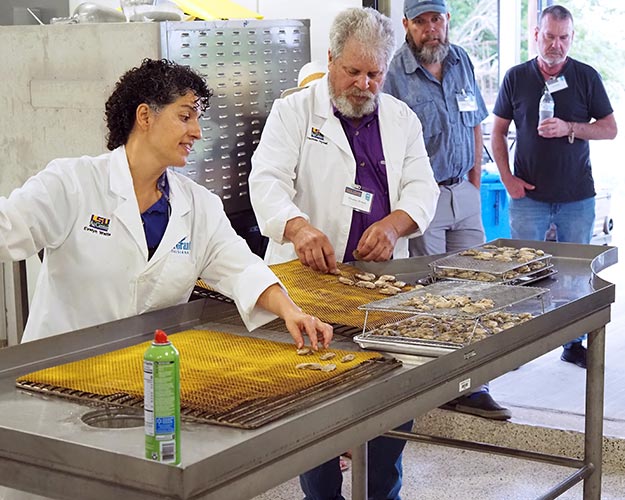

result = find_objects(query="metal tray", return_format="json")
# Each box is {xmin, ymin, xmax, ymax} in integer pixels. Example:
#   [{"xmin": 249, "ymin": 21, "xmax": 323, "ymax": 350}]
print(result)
[
  {"xmin": 434, "ymin": 263, "xmax": 556, "ymax": 285},
  {"xmin": 509, "ymin": 266, "xmax": 558, "ymax": 285},
  {"xmin": 353, "ymin": 333, "xmax": 460, "ymax": 357},
  {"xmin": 430, "ymin": 245, "xmax": 553, "ymax": 276},
  {"xmin": 358, "ymin": 281, "xmax": 548, "ymax": 319},
  {"xmin": 354, "ymin": 309, "xmax": 535, "ymax": 357}
]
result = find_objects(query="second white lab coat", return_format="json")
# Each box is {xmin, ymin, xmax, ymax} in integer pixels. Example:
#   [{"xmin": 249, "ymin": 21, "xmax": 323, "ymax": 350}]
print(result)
[
  {"xmin": 0, "ymin": 147, "xmax": 280, "ymax": 342},
  {"xmin": 250, "ymin": 74, "xmax": 439, "ymax": 264}
]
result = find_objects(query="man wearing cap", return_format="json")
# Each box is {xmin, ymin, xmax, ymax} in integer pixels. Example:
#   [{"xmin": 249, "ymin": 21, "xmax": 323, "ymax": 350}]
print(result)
[
  {"xmin": 384, "ymin": 0, "xmax": 511, "ymax": 420},
  {"xmin": 251, "ymin": 7, "xmax": 439, "ymax": 499}
]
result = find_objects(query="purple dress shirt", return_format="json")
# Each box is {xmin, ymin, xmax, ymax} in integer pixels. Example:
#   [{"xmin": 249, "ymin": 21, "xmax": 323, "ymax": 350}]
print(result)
[{"xmin": 335, "ymin": 107, "xmax": 391, "ymax": 261}]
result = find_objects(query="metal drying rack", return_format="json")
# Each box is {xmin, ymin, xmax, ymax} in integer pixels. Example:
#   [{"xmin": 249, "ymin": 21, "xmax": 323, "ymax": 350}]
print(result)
[{"xmin": 356, "ymin": 281, "xmax": 549, "ymax": 355}]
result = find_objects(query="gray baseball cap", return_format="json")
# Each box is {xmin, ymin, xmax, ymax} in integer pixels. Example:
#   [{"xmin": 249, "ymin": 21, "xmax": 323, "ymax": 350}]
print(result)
[{"xmin": 404, "ymin": 0, "xmax": 448, "ymax": 20}]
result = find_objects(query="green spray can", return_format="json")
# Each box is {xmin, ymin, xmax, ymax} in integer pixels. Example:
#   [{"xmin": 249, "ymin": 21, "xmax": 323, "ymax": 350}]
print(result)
[{"xmin": 144, "ymin": 329, "xmax": 181, "ymax": 465}]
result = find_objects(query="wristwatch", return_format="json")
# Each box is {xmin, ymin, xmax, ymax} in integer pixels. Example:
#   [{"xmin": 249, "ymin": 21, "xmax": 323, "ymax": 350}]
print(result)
[{"xmin": 567, "ymin": 122, "xmax": 575, "ymax": 144}]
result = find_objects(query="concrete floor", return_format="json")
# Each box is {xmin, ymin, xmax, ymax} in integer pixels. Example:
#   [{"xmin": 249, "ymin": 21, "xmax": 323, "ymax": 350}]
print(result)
[{"xmin": 253, "ymin": 441, "xmax": 625, "ymax": 500}]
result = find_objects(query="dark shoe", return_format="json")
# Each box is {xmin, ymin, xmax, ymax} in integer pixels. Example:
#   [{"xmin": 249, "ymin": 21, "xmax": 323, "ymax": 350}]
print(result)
[
  {"xmin": 561, "ymin": 343, "xmax": 587, "ymax": 368},
  {"xmin": 440, "ymin": 392, "xmax": 512, "ymax": 421}
]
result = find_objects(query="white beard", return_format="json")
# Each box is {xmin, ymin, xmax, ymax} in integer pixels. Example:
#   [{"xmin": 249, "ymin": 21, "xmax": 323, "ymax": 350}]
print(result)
[{"xmin": 330, "ymin": 87, "xmax": 378, "ymax": 119}]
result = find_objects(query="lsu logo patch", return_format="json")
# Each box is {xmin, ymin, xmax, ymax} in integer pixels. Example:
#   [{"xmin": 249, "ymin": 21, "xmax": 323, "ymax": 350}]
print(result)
[
  {"xmin": 307, "ymin": 127, "xmax": 327, "ymax": 144},
  {"xmin": 83, "ymin": 214, "xmax": 112, "ymax": 237}
]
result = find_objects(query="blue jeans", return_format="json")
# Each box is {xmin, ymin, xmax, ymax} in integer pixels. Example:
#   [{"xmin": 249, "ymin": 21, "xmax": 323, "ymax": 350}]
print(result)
[
  {"xmin": 299, "ymin": 420, "xmax": 413, "ymax": 500},
  {"xmin": 510, "ymin": 195, "xmax": 595, "ymax": 347},
  {"xmin": 509, "ymin": 196, "xmax": 595, "ymax": 244}
]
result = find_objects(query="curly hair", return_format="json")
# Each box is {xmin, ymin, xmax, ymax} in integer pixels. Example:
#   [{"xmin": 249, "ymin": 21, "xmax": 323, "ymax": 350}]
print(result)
[
  {"xmin": 105, "ymin": 58, "xmax": 213, "ymax": 150},
  {"xmin": 329, "ymin": 8, "xmax": 395, "ymax": 72}
]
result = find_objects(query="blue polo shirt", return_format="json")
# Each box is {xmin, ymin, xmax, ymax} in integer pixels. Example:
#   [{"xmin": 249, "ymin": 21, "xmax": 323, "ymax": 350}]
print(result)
[
  {"xmin": 384, "ymin": 43, "xmax": 488, "ymax": 182},
  {"xmin": 141, "ymin": 171, "xmax": 170, "ymax": 259}
]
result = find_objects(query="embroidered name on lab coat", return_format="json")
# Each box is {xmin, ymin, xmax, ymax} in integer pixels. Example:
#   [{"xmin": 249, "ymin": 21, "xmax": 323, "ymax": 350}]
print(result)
[
  {"xmin": 307, "ymin": 127, "xmax": 327, "ymax": 144},
  {"xmin": 83, "ymin": 214, "xmax": 112, "ymax": 237}
]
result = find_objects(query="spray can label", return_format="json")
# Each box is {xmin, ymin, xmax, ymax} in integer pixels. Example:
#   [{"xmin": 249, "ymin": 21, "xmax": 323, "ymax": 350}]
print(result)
[{"xmin": 144, "ymin": 342, "xmax": 180, "ymax": 464}]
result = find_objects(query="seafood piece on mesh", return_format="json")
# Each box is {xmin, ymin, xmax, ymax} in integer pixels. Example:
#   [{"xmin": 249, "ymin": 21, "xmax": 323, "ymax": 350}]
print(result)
[
  {"xmin": 338, "ymin": 276, "xmax": 355, "ymax": 286},
  {"xmin": 473, "ymin": 252, "xmax": 494, "ymax": 260},
  {"xmin": 295, "ymin": 362, "xmax": 324, "ymax": 370},
  {"xmin": 341, "ymin": 354, "xmax": 356, "ymax": 363},
  {"xmin": 460, "ymin": 298, "xmax": 495, "ymax": 314},
  {"xmin": 355, "ymin": 272, "xmax": 376, "ymax": 281},
  {"xmin": 459, "ymin": 248, "xmax": 480, "ymax": 256},
  {"xmin": 355, "ymin": 280, "xmax": 376, "ymax": 289},
  {"xmin": 296, "ymin": 347, "xmax": 312, "ymax": 356},
  {"xmin": 379, "ymin": 285, "xmax": 402, "ymax": 296},
  {"xmin": 319, "ymin": 352, "xmax": 336, "ymax": 361}
]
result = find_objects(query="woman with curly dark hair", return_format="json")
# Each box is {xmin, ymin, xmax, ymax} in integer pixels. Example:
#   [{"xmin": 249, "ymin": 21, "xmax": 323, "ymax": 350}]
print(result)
[{"xmin": 0, "ymin": 58, "xmax": 332, "ymax": 349}]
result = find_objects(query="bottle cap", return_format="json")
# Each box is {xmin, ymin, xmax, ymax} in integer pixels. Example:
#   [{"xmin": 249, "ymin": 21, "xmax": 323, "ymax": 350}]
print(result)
[{"xmin": 154, "ymin": 329, "xmax": 169, "ymax": 344}]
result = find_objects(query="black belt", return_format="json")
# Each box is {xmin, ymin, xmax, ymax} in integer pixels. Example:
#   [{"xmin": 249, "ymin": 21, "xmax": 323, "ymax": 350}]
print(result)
[{"xmin": 438, "ymin": 177, "xmax": 462, "ymax": 186}]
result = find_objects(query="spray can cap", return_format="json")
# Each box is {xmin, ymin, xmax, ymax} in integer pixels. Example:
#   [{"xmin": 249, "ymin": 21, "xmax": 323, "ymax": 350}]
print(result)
[{"xmin": 154, "ymin": 329, "xmax": 169, "ymax": 344}]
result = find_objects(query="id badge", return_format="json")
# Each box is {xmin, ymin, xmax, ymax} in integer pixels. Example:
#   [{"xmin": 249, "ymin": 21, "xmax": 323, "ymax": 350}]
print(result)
[
  {"xmin": 546, "ymin": 75, "xmax": 568, "ymax": 93},
  {"xmin": 456, "ymin": 91, "xmax": 478, "ymax": 112},
  {"xmin": 343, "ymin": 185, "xmax": 374, "ymax": 214}
]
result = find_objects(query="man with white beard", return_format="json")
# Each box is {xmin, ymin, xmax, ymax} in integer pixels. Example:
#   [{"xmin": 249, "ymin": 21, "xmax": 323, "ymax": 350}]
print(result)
[
  {"xmin": 384, "ymin": 0, "xmax": 512, "ymax": 421},
  {"xmin": 250, "ymin": 7, "xmax": 438, "ymax": 276},
  {"xmin": 250, "ymin": 7, "xmax": 439, "ymax": 500}
]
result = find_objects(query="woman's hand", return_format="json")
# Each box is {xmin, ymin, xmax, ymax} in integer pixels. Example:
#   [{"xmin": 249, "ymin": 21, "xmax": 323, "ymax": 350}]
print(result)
[
  {"xmin": 256, "ymin": 283, "xmax": 333, "ymax": 349},
  {"xmin": 283, "ymin": 309, "xmax": 333, "ymax": 351}
]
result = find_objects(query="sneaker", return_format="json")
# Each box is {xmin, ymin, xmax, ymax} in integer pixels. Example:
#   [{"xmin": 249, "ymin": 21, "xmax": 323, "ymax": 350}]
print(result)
[
  {"xmin": 561, "ymin": 343, "xmax": 587, "ymax": 368},
  {"xmin": 440, "ymin": 392, "xmax": 512, "ymax": 420}
]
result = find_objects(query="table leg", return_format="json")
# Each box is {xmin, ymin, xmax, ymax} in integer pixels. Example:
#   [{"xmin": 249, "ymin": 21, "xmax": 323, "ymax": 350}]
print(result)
[
  {"xmin": 583, "ymin": 326, "xmax": 605, "ymax": 500},
  {"xmin": 351, "ymin": 442, "xmax": 368, "ymax": 500}
]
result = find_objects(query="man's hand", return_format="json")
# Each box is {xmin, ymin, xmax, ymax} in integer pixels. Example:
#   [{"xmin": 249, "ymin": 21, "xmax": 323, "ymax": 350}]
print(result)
[
  {"xmin": 500, "ymin": 171, "xmax": 535, "ymax": 199},
  {"xmin": 354, "ymin": 218, "xmax": 400, "ymax": 262},
  {"xmin": 537, "ymin": 117, "xmax": 568, "ymax": 139},
  {"xmin": 284, "ymin": 217, "xmax": 338, "ymax": 273}
]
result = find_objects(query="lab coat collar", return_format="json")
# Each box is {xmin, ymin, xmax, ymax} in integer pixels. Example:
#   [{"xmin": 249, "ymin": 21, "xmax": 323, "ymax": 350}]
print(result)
[
  {"xmin": 150, "ymin": 169, "xmax": 192, "ymax": 262},
  {"xmin": 109, "ymin": 146, "xmax": 192, "ymax": 263},
  {"xmin": 313, "ymin": 74, "xmax": 353, "ymax": 159},
  {"xmin": 110, "ymin": 146, "xmax": 147, "ymax": 256}
]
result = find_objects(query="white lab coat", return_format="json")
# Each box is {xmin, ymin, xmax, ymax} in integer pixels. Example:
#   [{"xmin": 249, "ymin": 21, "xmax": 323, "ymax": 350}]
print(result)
[
  {"xmin": 249, "ymin": 74, "xmax": 439, "ymax": 265},
  {"xmin": 0, "ymin": 146, "xmax": 280, "ymax": 342}
]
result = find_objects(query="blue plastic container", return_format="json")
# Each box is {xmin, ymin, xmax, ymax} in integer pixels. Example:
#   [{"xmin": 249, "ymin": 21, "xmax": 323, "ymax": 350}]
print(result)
[{"xmin": 480, "ymin": 170, "xmax": 511, "ymax": 241}]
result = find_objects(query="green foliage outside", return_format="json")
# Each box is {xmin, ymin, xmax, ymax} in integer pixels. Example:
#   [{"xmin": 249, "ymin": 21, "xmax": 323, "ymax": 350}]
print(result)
[{"xmin": 447, "ymin": 0, "xmax": 625, "ymax": 103}]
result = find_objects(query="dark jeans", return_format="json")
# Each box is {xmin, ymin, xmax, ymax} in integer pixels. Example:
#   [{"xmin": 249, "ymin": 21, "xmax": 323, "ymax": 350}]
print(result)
[{"xmin": 299, "ymin": 420, "xmax": 413, "ymax": 500}]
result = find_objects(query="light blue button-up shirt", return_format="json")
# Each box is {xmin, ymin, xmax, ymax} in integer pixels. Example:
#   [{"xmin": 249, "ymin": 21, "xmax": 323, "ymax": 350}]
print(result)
[{"xmin": 384, "ymin": 43, "xmax": 488, "ymax": 182}]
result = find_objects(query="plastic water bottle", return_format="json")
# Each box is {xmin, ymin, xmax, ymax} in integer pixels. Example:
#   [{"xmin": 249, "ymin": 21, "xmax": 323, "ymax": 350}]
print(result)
[
  {"xmin": 144, "ymin": 329, "xmax": 181, "ymax": 465},
  {"xmin": 538, "ymin": 87, "xmax": 555, "ymax": 123}
]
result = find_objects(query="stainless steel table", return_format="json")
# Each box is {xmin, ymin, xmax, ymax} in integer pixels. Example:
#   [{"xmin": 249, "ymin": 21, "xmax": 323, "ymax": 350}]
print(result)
[{"xmin": 0, "ymin": 240, "xmax": 616, "ymax": 500}]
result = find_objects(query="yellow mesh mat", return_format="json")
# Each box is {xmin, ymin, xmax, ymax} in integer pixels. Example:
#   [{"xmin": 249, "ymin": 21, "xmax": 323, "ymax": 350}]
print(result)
[
  {"xmin": 197, "ymin": 260, "xmax": 412, "ymax": 329},
  {"xmin": 16, "ymin": 329, "xmax": 399, "ymax": 428}
]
